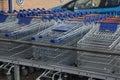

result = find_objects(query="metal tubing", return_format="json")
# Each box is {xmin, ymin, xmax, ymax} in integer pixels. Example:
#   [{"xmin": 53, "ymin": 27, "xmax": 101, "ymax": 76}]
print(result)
[
  {"xmin": 0, "ymin": 38, "xmax": 120, "ymax": 56},
  {"xmin": 8, "ymin": 0, "xmax": 14, "ymax": 13},
  {"xmin": 14, "ymin": 64, "xmax": 20, "ymax": 80}
]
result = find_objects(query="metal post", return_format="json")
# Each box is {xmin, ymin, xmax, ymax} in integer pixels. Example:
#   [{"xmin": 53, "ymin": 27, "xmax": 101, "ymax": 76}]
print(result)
[
  {"xmin": 8, "ymin": 0, "xmax": 14, "ymax": 13},
  {"xmin": 14, "ymin": 64, "xmax": 20, "ymax": 80}
]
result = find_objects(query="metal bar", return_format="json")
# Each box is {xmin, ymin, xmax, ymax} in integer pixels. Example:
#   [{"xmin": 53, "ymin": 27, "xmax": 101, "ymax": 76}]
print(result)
[
  {"xmin": 0, "ymin": 56, "xmax": 119, "ymax": 80},
  {"xmin": 0, "ymin": 38, "xmax": 120, "ymax": 56},
  {"xmin": 14, "ymin": 64, "xmax": 20, "ymax": 80},
  {"xmin": 8, "ymin": 0, "xmax": 14, "ymax": 13}
]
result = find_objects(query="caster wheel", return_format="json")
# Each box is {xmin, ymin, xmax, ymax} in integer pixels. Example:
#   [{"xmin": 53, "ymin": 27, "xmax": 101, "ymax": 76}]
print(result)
[{"xmin": 21, "ymin": 67, "xmax": 28, "ymax": 76}]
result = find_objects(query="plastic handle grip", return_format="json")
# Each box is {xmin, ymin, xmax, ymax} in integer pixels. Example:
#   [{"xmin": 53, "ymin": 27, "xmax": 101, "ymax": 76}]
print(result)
[
  {"xmin": 5, "ymin": 32, "xmax": 21, "ymax": 37},
  {"xmin": 50, "ymin": 38, "xmax": 64, "ymax": 43},
  {"xmin": 31, "ymin": 36, "xmax": 36, "ymax": 40},
  {"xmin": 5, "ymin": 33, "xmax": 12, "ymax": 37},
  {"xmin": 39, "ymin": 35, "xmax": 43, "ymax": 38}
]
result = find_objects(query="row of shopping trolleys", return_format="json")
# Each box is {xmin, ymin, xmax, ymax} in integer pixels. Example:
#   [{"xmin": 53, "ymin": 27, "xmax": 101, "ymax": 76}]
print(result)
[
  {"xmin": 0, "ymin": 8, "xmax": 98, "ymax": 62},
  {"xmin": 0, "ymin": 10, "xmax": 101, "ymax": 58},
  {"xmin": 0, "ymin": 9, "xmax": 120, "ymax": 75},
  {"xmin": 0, "ymin": 16, "xmax": 92, "ymax": 65}
]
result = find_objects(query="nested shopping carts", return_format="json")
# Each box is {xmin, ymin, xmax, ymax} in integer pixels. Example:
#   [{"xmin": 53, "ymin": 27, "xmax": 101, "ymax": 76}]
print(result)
[
  {"xmin": 1, "ymin": 8, "xmax": 120, "ymax": 80},
  {"xmin": 31, "ymin": 20, "xmax": 92, "ymax": 66},
  {"xmin": 77, "ymin": 17, "xmax": 120, "ymax": 74},
  {"xmin": 0, "ymin": 8, "xmax": 114, "ymax": 66},
  {"xmin": 0, "ymin": 9, "xmax": 59, "ymax": 58},
  {"xmin": 6, "ymin": 10, "xmax": 111, "ymax": 65}
]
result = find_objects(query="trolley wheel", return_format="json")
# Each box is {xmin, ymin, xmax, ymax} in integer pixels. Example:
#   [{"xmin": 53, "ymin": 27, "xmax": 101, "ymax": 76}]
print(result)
[{"xmin": 21, "ymin": 67, "xmax": 28, "ymax": 76}]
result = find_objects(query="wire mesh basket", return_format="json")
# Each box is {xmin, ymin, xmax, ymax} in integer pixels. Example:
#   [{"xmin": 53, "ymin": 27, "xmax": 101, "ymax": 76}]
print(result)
[
  {"xmin": 78, "ymin": 23, "xmax": 120, "ymax": 50},
  {"xmin": 0, "ymin": 18, "xmax": 56, "ymax": 58},
  {"xmin": 77, "ymin": 22, "xmax": 120, "ymax": 74},
  {"xmin": 32, "ymin": 21, "xmax": 92, "ymax": 65}
]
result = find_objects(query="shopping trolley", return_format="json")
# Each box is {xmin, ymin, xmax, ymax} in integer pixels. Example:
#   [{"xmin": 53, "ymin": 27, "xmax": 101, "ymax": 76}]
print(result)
[{"xmin": 77, "ymin": 18, "xmax": 120, "ymax": 74}]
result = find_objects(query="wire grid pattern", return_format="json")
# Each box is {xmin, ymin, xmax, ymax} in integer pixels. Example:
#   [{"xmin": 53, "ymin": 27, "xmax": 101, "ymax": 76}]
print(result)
[
  {"xmin": 77, "ymin": 23, "xmax": 120, "ymax": 74},
  {"xmin": 32, "ymin": 21, "xmax": 92, "ymax": 65}
]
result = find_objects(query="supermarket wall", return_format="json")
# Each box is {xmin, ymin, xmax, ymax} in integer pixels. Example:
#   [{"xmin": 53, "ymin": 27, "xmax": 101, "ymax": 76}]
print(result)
[
  {"xmin": 0, "ymin": 0, "xmax": 8, "ymax": 11},
  {"xmin": 0, "ymin": 0, "xmax": 69, "ymax": 11}
]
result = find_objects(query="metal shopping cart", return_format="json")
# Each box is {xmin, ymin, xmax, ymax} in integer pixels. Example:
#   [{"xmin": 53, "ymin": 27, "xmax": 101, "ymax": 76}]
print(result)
[
  {"xmin": 77, "ymin": 19, "xmax": 120, "ymax": 74},
  {"xmin": 32, "ymin": 20, "xmax": 92, "ymax": 66},
  {"xmin": 0, "ymin": 10, "xmax": 58, "ymax": 59}
]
